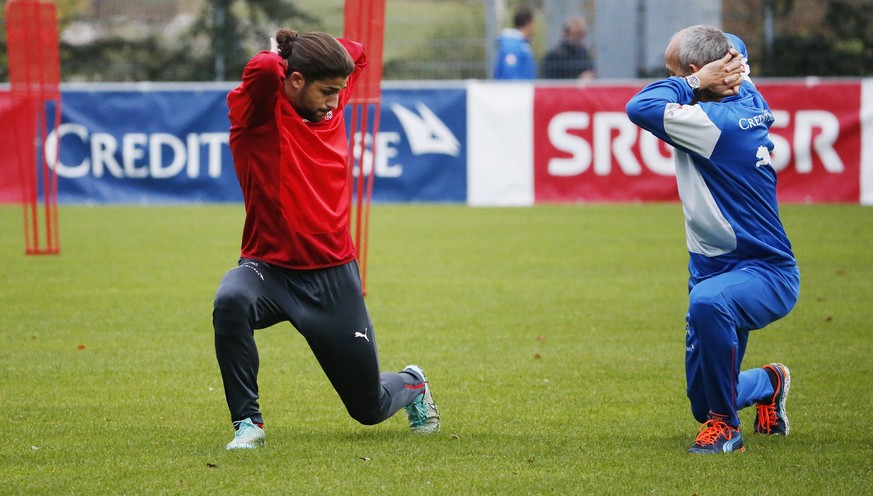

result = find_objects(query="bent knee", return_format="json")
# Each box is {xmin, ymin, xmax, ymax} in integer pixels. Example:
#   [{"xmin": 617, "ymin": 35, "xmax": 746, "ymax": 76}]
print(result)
[
  {"xmin": 688, "ymin": 291, "xmax": 727, "ymax": 320},
  {"xmin": 213, "ymin": 282, "xmax": 258, "ymax": 314},
  {"xmin": 347, "ymin": 405, "xmax": 385, "ymax": 426},
  {"xmin": 213, "ymin": 283, "xmax": 261, "ymax": 336}
]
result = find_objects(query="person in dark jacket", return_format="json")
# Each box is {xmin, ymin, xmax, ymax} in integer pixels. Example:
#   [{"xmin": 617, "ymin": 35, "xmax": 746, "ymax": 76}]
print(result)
[{"xmin": 542, "ymin": 16, "xmax": 595, "ymax": 80}]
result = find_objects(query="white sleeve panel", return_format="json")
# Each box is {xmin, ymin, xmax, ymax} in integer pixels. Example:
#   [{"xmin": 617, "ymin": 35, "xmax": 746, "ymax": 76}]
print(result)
[
  {"xmin": 674, "ymin": 150, "xmax": 737, "ymax": 257},
  {"xmin": 663, "ymin": 103, "xmax": 722, "ymax": 159}
]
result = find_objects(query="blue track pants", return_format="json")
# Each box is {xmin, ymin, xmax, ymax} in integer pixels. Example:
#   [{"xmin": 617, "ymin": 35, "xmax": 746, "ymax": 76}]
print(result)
[{"xmin": 684, "ymin": 261, "xmax": 799, "ymax": 427}]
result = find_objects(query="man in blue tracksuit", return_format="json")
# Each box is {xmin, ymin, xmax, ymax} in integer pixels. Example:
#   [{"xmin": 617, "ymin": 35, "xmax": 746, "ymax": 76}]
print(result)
[{"xmin": 626, "ymin": 25, "xmax": 799, "ymax": 454}]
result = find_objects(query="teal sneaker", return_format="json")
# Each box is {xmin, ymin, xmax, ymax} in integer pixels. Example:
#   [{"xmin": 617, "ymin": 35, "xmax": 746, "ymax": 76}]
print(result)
[
  {"xmin": 403, "ymin": 365, "xmax": 440, "ymax": 434},
  {"xmin": 225, "ymin": 418, "xmax": 265, "ymax": 450},
  {"xmin": 688, "ymin": 419, "xmax": 745, "ymax": 454},
  {"xmin": 755, "ymin": 363, "xmax": 791, "ymax": 435}
]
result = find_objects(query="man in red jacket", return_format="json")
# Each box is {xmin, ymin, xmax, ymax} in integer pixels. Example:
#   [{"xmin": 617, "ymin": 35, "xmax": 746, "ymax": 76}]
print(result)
[{"xmin": 213, "ymin": 29, "xmax": 439, "ymax": 450}]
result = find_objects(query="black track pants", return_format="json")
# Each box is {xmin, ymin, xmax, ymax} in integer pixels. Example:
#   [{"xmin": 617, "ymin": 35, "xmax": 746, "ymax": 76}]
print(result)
[{"xmin": 213, "ymin": 259, "xmax": 424, "ymax": 426}]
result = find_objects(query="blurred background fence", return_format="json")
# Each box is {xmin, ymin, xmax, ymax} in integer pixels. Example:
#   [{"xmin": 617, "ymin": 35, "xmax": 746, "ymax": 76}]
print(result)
[{"xmin": 0, "ymin": 0, "xmax": 870, "ymax": 82}]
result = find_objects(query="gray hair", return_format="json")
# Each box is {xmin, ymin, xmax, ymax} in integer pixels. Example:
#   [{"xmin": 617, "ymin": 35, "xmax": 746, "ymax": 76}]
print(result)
[{"xmin": 674, "ymin": 24, "xmax": 731, "ymax": 69}]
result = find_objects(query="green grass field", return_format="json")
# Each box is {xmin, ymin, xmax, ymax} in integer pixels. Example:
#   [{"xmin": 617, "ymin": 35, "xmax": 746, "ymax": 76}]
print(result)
[{"xmin": 1, "ymin": 203, "xmax": 871, "ymax": 495}]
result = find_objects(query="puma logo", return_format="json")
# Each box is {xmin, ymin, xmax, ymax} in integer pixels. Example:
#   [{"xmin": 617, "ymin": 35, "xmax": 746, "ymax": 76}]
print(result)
[{"xmin": 354, "ymin": 328, "xmax": 370, "ymax": 342}]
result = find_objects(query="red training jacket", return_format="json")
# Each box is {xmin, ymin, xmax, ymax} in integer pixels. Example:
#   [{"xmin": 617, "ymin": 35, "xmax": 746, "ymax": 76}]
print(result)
[{"xmin": 226, "ymin": 39, "xmax": 367, "ymax": 270}]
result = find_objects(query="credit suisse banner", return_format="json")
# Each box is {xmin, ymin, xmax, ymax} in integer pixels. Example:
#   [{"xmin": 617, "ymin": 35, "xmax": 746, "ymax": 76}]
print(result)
[
  {"xmin": 0, "ymin": 82, "xmax": 468, "ymax": 204},
  {"xmin": 0, "ymin": 79, "xmax": 870, "ymax": 205}
]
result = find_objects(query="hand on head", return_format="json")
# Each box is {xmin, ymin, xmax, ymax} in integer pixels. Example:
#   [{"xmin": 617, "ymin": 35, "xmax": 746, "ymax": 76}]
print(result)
[{"xmin": 696, "ymin": 48, "xmax": 746, "ymax": 98}]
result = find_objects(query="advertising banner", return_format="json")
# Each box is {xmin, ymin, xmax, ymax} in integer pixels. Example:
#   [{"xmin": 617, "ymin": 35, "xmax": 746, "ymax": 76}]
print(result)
[
  {"xmin": 3, "ymin": 84, "xmax": 467, "ymax": 204},
  {"xmin": 533, "ymin": 85, "xmax": 677, "ymax": 203},
  {"xmin": 0, "ymin": 92, "xmax": 26, "ymax": 203},
  {"xmin": 469, "ymin": 80, "xmax": 868, "ymax": 205},
  {"xmin": 762, "ymin": 81, "xmax": 861, "ymax": 203},
  {"xmin": 48, "ymin": 87, "xmax": 238, "ymax": 203},
  {"xmin": 0, "ymin": 80, "xmax": 869, "ymax": 205},
  {"xmin": 531, "ymin": 81, "xmax": 863, "ymax": 204},
  {"xmin": 863, "ymin": 79, "xmax": 873, "ymax": 206},
  {"xmin": 467, "ymin": 82, "xmax": 534, "ymax": 206},
  {"xmin": 365, "ymin": 85, "xmax": 467, "ymax": 202}
]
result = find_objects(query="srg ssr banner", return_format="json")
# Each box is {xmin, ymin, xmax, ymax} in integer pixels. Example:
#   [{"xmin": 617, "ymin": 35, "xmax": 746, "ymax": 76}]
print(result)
[{"xmin": 468, "ymin": 80, "xmax": 870, "ymax": 205}]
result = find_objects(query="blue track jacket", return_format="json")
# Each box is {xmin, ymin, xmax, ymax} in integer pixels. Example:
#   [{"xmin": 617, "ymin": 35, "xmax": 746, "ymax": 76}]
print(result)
[
  {"xmin": 626, "ymin": 79, "xmax": 796, "ymax": 279},
  {"xmin": 493, "ymin": 28, "xmax": 536, "ymax": 80}
]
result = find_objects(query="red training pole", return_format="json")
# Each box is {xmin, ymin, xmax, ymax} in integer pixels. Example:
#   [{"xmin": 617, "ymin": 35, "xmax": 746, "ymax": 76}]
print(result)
[
  {"xmin": 5, "ymin": 0, "xmax": 62, "ymax": 255},
  {"xmin": 344, "ymin": 0, "xmax": 386, "ymax": 295}
]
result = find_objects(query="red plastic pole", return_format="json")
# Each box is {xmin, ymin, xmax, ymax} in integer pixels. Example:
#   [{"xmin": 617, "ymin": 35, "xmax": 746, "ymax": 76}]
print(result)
[
  {"xmin": 344, "ymin": 0, "xmax": 387, "ymax": 294},
  {"xmin": 5, "ymin": 0, "xmax": 62, "ymax": 255}
]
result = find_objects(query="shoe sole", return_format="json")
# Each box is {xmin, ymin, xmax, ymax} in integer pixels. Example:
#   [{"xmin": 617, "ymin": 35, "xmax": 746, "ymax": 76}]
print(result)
[
  {"xmin": 772, "ymin": 363, "xmax": 791, "ymax": 436},
  {"xmin": 225, "ymin": 440, "xmax": 265, "ymax": 450},
  {"xmin": 765, "ymin": 362, "xmax": 791, "ymax": 436},
  {"xmin": 688, "ymin": 435, "xmax": 746, "ymax": 454},
  {"xmin": 688, "ymin": 446, "xmax": 746, "ymax": 454}
]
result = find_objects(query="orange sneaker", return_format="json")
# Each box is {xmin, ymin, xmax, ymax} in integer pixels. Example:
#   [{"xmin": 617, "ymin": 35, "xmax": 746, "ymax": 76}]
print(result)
[
  {"xmin": 688, "ymin": 418, "xmax": 745, "ymax": 454},
  {"xmin": 755, "ymin": 363, "xmax": 791, "ymax": 435}
]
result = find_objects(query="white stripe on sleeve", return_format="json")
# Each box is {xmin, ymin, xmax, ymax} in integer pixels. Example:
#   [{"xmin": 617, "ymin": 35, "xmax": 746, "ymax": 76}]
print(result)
[{"xmin": 663, "ymin": 103, "xmax": 721, "ymax": 159}]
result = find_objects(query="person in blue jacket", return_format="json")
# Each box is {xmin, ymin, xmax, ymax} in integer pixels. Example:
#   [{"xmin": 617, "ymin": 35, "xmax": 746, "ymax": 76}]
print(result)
[
  {"xmin": 626, "ymin": 25, "xmax": 799, "ymax": 454},
  {"xmin": 493, "ymin": 5, "xmax": 536, "ymax": 80}
]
